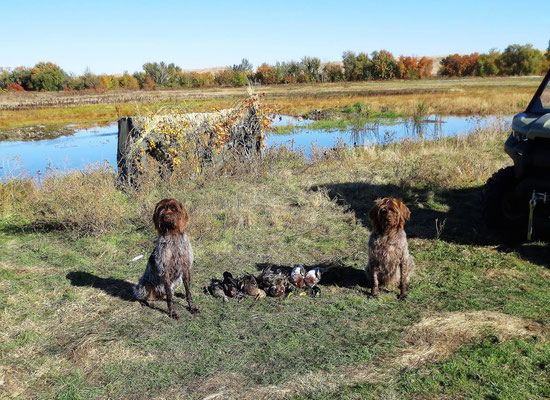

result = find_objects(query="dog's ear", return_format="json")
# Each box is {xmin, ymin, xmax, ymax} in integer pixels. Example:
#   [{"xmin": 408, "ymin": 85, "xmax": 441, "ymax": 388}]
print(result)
[
  {"xmin": 398, "ymin": 199, "xmax": 410, "ymax": 221},
  {"xmin": 153, "ymin": 199, "xmax": 166, "ymax": 233},
  {"xmin": 173, "ymin": 200, "xmax": 189, "ymax": 232},
  {"xmin": 369, "ymin": 199, "xmax": 382, "ymax": 231},
  {"xmin": 396, "ymin": 199, "xmax": 410, "ymax": 231},
  {"xmin": 180, "ymin": 203, "xmax": 190, "ymax": 231}
]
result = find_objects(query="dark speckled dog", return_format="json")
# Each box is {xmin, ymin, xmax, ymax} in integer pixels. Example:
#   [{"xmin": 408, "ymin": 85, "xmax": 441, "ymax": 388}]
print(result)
[
  {"xmin": 365, "ymin": 197, "xmax": 415, "ymax": 300},
  {"xmin": 134, "ymin": 198, "xmax": 199, "ymax": 319}
]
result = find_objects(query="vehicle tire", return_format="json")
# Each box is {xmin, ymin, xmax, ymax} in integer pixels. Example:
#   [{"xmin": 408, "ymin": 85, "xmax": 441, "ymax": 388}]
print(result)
[{"xmin": 482, "ymin": 166, "xmax": 527, "ymax": 233}]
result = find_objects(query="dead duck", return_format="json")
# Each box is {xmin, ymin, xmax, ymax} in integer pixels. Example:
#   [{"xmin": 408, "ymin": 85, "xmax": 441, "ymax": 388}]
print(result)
[
  {"xmin": 289, "ymin": 265, "xmax": 306, "ymax": 288},
  {"xmin": 206, "ymin": 279, "xmax": 229, "ymax": 302},
  {"xmin": 222, "ymin": 271, "xmax": 241, "ymax": 298},
  {"xmin": 305, "ymin": 267, "xmax": 325, "ymax": 296},
  {"xmin": 257, "ymin": 268, "xmax": 289, "ymax": 297},
  {"xmin": 239, "ymin": 273, "xmax": 266, "ymax": 301}
]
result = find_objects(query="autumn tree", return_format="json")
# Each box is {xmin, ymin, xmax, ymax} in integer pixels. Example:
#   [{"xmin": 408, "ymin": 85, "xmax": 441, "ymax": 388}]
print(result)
[
  {"xmin": 370, "ymin": 50, "xmax": 398, "ymax": 80},
  {"xmin": 143, "ymin": 62, "xmax": 181, "ymax": 87},
  {"xmin": 323, "ymin": 63, "xmax": 344, "ymax": 82},
  {"xmin": 439, "ymin": 53, "xmax": 480, "ymax": 77},
  {"xmin": 30, "ymin": 62, "xmax": 66, "ymax": 91},
  {"xmin": 255, "ymin": 63, "xmax": 277, "ymax": 84},
  {"xmin": 119, "ymin": 72, "xmax": 140, "ymax": 89},
  {"xmin": 301, "ymin": 56, "xmax": 321, "ymax": 82},
  {"xmin": 477, "ymin": 49, "xmax": 500, "ymax": 76},
  {"xmin": 498, "ymin": 44, "xmax": 544, "ymax": 75},
  {"xmin": 342, "ymin": 51, "xmax": 358, "ymax": 81}
]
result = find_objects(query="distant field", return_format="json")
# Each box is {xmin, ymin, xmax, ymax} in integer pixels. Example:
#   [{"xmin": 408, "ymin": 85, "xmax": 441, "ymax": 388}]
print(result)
[{"xmin": 0, "ymin": 76, "xmax": 542, "ymax": 140}]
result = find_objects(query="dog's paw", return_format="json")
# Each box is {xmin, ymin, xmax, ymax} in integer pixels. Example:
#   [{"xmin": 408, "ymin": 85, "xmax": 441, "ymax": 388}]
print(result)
[
  {"xmin": 169, "ymin": 311, "xmax": 180, "ymax": 320},
  {"xmin": 189, "ymin": 306, "xmax": 200, "ymax": 315}
]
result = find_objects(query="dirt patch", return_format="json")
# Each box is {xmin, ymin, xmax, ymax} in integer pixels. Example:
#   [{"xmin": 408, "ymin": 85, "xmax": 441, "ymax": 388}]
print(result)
[{"xmin": 397, "ymin": 311, "xmax": 546, "ymax": 368}]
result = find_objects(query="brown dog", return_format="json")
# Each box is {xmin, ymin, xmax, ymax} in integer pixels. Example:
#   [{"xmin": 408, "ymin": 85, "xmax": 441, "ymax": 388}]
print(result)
[
  {"xmin": 134, "ymin": 198, "xmax": 199, "ymax": 319},
  {"xmin": 365, "ymin": 197, "xmax": 415, "ymax": 300}
]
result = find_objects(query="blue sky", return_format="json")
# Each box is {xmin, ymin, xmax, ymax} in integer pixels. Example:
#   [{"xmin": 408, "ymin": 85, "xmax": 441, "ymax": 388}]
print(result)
[{"xmin": 2, "ymin": 0, "xmax": 549, "ymax": 75}]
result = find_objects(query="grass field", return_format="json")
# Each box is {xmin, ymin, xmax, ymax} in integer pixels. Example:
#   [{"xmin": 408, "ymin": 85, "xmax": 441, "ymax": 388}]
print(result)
[
  {"xmin": 0, "ymin": 76, "xmax": 542, "ymax": 140},
  {"xmin": 1, "ymin": 121, "xmax": 549, "ymax": 399}
]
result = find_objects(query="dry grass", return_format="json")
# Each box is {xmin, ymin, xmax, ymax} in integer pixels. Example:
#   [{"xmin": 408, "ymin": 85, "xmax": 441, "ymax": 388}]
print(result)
[
  {"xmin": 397, "ymin": 311, "xmax": 547, "ymax": 368},
  {"xmin": 26, "ymin": 164, "xmax": 131, "ymax": 236}
]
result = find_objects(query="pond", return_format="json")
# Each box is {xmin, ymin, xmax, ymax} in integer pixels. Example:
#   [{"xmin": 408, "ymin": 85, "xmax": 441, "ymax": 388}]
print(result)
[{"xmin": 0, "ymin": 115, "xmax": 508, "ymax": 178}]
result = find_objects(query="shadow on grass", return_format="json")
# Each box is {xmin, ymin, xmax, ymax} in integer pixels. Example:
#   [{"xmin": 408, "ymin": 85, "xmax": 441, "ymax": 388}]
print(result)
[
  {"xmin": 66, "ymin": 271, "xmax": 135, "ymax": 301},
  {"xmin": 255, "ymin": 262, "xmax": 369, "ymax": 288},
  {"xmin": 312, "ymin": 182, "xmax": 550, "ymax": 268}
]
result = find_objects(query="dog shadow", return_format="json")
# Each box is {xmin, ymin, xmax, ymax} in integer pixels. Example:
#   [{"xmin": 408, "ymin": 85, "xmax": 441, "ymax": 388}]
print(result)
[
  {"xmin": 312, "ymin": 181, "xmax": 550, "ymax": 269},
  {"xmin": 255, "ymin": 262, "xmax": 368, "ymax": 289},
  {"xmin": 66, "ymin": 271, "xmax": 136, "ymax": 302}
]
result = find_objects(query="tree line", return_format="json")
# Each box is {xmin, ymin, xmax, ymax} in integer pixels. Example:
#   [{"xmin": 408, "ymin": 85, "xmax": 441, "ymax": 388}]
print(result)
[{"xmin": 1, "ymin": 43, "xmax": 549, "ymax": 92}]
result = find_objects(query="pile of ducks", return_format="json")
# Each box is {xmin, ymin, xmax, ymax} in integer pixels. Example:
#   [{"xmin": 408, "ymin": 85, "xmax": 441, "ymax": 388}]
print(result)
[{"xmin": 205, "ymin": 265, "xmax": 325, "ymax": 302}]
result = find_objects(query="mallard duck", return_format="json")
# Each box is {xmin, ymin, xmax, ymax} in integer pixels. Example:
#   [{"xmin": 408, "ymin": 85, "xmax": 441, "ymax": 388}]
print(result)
[
  {"xmin": 268, "ymin": 284, "xmax": 286, "ymax": 297},
  {"xmin": 257, "ymin": 268, "xmax": 289, "ymax": 297},
  {"xmin": 222, "ymin": 271, "xmax": 241, "ymax": 298},
  {"xmin": 305, "ymin": 267, "xmax": 325, "ymax": 288},
  {"xmin": 289, "ymin": 265, "xmax": 306, "ymax": 288},
  {"xmin": 239, "ymin": 273, "xmax": 265, "ymax": 300},
  {"xmin": 207, "ymin": 279, "xmax": 229, "ymax": 302}
]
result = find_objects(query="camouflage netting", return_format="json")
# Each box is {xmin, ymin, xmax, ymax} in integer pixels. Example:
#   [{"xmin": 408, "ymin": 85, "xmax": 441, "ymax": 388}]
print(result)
[{"xmin": 117, "ymin": 93, "xmax": 274, "ymax": 184}]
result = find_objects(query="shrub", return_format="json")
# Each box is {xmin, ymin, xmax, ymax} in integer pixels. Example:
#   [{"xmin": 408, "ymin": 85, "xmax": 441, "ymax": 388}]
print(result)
[
  {"xmin": 7, "ymin": 83, "xmax": 25, "ymax": 92},
  {"xmin": 10, "ymin": 67, "xmax": 33, "ymax": 90}
]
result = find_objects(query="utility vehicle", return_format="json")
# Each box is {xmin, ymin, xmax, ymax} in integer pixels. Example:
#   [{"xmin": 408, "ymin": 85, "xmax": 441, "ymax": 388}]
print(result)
[{"xmin": 483, "ymin": 69, "xmax": 550, "ymax": 239}]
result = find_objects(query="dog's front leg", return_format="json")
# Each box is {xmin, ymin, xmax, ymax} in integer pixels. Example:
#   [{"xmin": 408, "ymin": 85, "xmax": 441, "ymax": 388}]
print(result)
[
  {"xmin": 370, "ymin": 266, "xmax": 379, "ymax": 298},
  {"xmin": 164, "ymin": 277, "xmax": 179, "ymax": 320},
  {"xmin": 397, "ymin": 260, "xmax": 408, "ymax": 300},
  {"xmin": 183, "ymin": 269, "xmax": 200, "ymax": 314}
]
